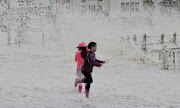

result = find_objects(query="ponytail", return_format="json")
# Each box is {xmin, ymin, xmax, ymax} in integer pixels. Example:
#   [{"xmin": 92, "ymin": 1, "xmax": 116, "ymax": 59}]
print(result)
[{"xmin": 79, "ymin": 47, "xmax": 87, "ymax": 51}]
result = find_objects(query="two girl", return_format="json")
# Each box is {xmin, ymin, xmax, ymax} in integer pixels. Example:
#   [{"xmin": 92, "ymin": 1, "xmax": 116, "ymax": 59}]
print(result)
[
  {"xmin": 75, "ymin": 42, "xmax": 105, "ymax": 98},
  {"xmin": 75, "ymin": 42, "xmax": 87, "ymax": 93}
]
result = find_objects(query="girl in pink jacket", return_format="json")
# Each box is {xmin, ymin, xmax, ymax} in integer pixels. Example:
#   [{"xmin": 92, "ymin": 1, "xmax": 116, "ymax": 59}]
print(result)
[{"xmin": 75, "ymin": 42, "xmax": 87, "ymax": 93}]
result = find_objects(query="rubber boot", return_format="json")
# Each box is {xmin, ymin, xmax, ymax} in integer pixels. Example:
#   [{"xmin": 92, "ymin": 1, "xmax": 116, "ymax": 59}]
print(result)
[
  {"xmin": 85, "ymin": 89, "xmax": 89, "ymax": 98},
  {"xmin": 78, "ymin": 85, "xmax": 82, "ymax": 93}
]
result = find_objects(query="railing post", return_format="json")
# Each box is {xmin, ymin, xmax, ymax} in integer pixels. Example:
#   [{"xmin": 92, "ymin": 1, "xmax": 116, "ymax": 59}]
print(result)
[
  {"xmin": 133, "ymin": 35, "xmax": 137, "ymax": 43},
  {"xmin": 127, "ymin": 35, "xmax": 131, "ymax": 47},
  {"xmin": 127, "ymin": 35, "xmax": 130, "ymax": 41},
  {"xmin": 173, "ymin": 33, "xmax": 176, "ymax": 44},
  {"xmin": 7, "ymin": 28, "xmax": 11, "ymax": 45},
  {"xmin": 142, "ymin": 34, "xmax": 147, "ymax": 52},
  {"xmin": 161, "ymin": 45, "xmax": 167, "ymax": 70},
  {"xmin": 161, "ymin": 34, "xmax": 164, "ymax": 44},
  {"xmin": 141, "ymin": 34, "xmax": 147, "ymax": 64},
  {"xmin": 42, "ymin": 34, "xmax": 45, "ymax": 45},
  {"xmin": 143, "ymin": 34, "xmax": 147, "ymax": 42},
  {"xmin": 173, "ymin": 52, "xmax": 176, "ymax": 70},
  {"xmin": 120, "ymin": 36, "xmax": 124, "ymax": 44}
]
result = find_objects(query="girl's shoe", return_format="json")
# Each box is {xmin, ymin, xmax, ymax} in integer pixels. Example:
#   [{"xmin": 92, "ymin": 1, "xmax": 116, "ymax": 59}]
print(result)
[
  {"xmin": 85, "ymin": 89, "xmax": 89, "ymax": 98},
  {"xmin": 78, "ymin": 85, "xmax": 82, "ymax": 93}
]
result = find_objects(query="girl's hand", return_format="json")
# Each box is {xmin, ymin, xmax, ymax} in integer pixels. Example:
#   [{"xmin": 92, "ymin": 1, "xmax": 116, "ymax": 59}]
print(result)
[
  {"xmin": 100, "ymin": 63, "xmax": 103, "ymax": 66},
  {"xmin": 103, "ymin": 61, "xmax": 106, "ymax": 64}
]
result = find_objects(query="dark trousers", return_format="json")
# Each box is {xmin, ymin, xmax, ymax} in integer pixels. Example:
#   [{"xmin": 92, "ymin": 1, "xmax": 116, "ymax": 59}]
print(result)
[{"xmin": 82, "ymin": 71, "xmax": 93, "ymax": 90}]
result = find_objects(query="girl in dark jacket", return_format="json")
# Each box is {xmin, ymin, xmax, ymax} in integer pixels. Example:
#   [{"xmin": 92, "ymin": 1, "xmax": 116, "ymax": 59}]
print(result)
[{"xmin": 74, "ymin": 42, "xmax": 105, "ymax": 98}]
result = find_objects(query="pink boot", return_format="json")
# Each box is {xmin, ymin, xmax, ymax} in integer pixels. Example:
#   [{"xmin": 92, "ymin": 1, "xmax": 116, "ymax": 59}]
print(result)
[
  {"xmin": 78, "ymin": 85, "xmax": 82, "ymax": 93},
  {"xmin": 85, "ymin": 89, "xmax": 89, "ymax": 98}
]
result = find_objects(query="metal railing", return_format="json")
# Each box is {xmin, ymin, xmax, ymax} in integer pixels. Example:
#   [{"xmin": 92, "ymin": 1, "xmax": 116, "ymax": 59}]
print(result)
[{"xmin": 120, "ymin": 33, "xmax": 180, "ymax": 71}]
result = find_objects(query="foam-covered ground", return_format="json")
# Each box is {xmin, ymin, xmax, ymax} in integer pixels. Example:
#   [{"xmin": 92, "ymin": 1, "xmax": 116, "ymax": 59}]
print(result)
[
  {"xmin": 0, "ymin": 45, "xmax": 180, "ymax": 108},
  {"xmin": 1, "ymin": 3, "xmax": 180, "ymax": 108}
]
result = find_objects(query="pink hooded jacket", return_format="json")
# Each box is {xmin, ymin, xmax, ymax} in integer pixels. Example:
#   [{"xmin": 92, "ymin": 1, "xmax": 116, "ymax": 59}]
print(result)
[
  {"xmin": 75, "ymin": 42, "xmax": 87, "ymax": 69},
  {"xmin": 75, "ymin": 50, "xmax": 84, "ymax": 69}
]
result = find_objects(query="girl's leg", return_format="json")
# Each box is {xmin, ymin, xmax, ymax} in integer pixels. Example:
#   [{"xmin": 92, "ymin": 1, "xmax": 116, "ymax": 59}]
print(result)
[
  {"xmin": 82, "ymin": 71, "xmax": 93, "ymax": 98},
  {"xmin": 79, "ymin": 83, "xmax": 82, "ymax": 86},
  {"xmin": 83, "ymin": 72, "xmax": 93, "ymax": 90},
  {"xmin": 85, "ymin": 83, "xmax": 87, "ymax": 90},
  {"xmin": 77, "ymin": 69, "xmax": 85, "ymax": 93},
  {"xmin": 84, "ymin": 78, "xmax": 92, "ymax": 90},
  {"xmin": 74, "ymin": 70, "xmax": 85, "ymax": 87},
  {"xmin": 74, "ymin": 77, "xmax": 84, "ymax": 87}
]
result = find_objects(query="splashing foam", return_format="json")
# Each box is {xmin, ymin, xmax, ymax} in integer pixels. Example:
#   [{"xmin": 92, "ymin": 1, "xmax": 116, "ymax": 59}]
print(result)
[{"xmin": 52, "ymin": 7, "xmax": 180, "ymax": 61}]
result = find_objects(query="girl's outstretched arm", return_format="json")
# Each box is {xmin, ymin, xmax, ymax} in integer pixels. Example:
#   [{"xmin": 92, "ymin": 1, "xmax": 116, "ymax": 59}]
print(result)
[
  {"xmin": 87, "ymin": 54, "xmax": 101, "ymax": 67},
  {"xmin": 95, "ymin": 59, "xmax": 103, "ymax": 63}
]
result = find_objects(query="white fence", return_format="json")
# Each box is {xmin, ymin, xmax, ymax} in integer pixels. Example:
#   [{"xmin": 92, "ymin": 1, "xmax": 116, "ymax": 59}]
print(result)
[{"xmin": 120, "ymin": 33, "xmax": 180, "ymax": 71}]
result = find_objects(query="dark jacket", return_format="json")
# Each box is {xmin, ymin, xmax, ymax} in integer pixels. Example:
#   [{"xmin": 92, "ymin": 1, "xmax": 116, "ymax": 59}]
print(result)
[{"xmin": 81, "ymin": 50, "xmax": 103, "ymax": 73}]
